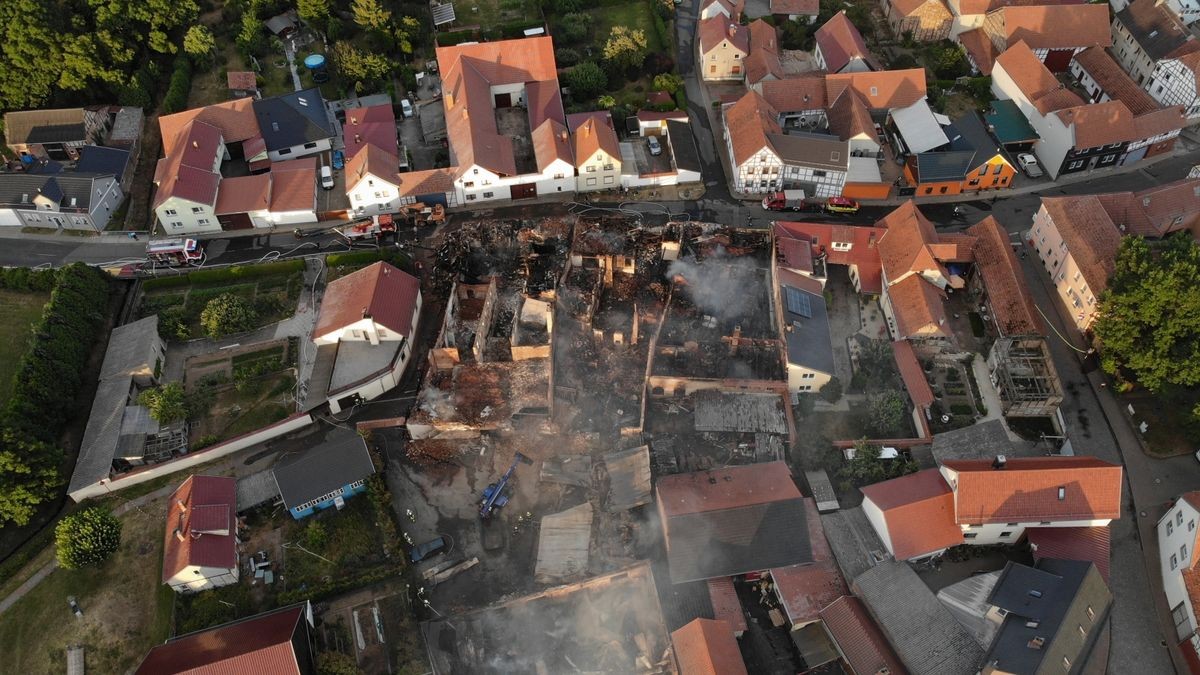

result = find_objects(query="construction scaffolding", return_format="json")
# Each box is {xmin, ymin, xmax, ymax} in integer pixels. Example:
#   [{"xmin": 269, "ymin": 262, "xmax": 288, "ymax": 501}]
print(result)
[{"xmin": 986, "ymin": 337, "xmax": 1063, "ymax": 418}]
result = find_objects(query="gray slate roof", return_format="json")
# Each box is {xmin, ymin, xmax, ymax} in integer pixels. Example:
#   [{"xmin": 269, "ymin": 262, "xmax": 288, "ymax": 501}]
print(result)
[
  {"xmin": 665, "ymin": 497, "xmax": 813, "ymax": 583},
  {"xmin": 100, "ymin": 316, "xmax": 162, "ymax": 380},
  {"xmin": 76, "ymin": 146, "xmax": 130, "ymax": 178},
  {"xmin": 68, "ymin": 375, "xmax": 134, "ymax": 494},
  {"xmin": 667, "ymin": 120, "xmax": 702, "ymax": 174},
  {"xmin": 930, "ymin": 419, "xmax": 1039, "ymax": 464},
  {"xmin": 692, "ymin": 390, "xmax": 788, "ymax": 434},
  {"xmin": 853, "ymin": 561, "xmax": 986, "ymax": 675},
  {"xmin": 821, "ymin": 506, "xmax": 888, "ymax": 582},
  {"xmin": 0, "ymin": 173, "xmax": 109, "ymax": 210},
  {"xmin": 781, "ymin": 284, "xmax": 835, "ymax": 375},
  {"xmin": 769, "ymin": 131, "xmax": 850, "ymax": 170},
  {"xmin": 253, "ymin": 88, "xmax": 334, "ymax": 152},
  {"xmin": 273, "ymin": 430, "xmax": 376, "ymax": 508}
]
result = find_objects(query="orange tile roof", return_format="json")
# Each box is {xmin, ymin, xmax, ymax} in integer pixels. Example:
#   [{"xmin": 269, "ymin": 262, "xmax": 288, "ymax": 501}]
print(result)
[
  {"xmin": 887, "ymin": 274, "xmax": 951, "ymax": 339},
  {"xmin": 942, "ymin": 457, "xmax": 1124, "ymax": 524},
  {"xmin": 816, "ymin": 11, "xmax": 875, "ymax": 73},
  {"xmin": 995, "ymin": 42, "xmax": 1085, "ymax": 115},
  {"xmin": 395, "ymin": 167, "xmax": 456, "ymax": 198},
  {"xmin": 749, "ymin": 18, "xmax": 779, "ymax": 54},
  {"xmin": 1132, "ymin": 105, "xmax": 1187, "ymax": 140},
  {"xmin": 315, "ymin": 261, "xmax": 420, "ymax": 338},
  {"xmin": 531, "ymin": 119, "xmax": 572, "ymax": 172},
  {"xmin": 774, "ymin": 220, "xmax": 886, "ymax": 293},
  {"xmin": 990, "ymin": 5, "xmax": 1112, "ymax": 50},
  {"xmin": 436, "ymin": 36, "xmax": 560, "ymax": 178},
  {"xmin": 571, "ymin": 114, "xmax": 620, "ymax": 168},
  {"xmin": 214, "ymin": 173, "xmax": 271, "ymax": 215},
  {"xmin": 959, "ymin": 28, "xmax": 999, "ymax": 75},
  {"xmin": 1072, "ymin": 47, "xmax": 1160, "ymax": 116},
  {"xmin": 1055, "ymin": 101, "xmax": 1138, "ymax": 148},
  {"xmin": 657, "ymin": 460, "xmax": 801, "ymax": 517},
  {"xmin": 825, "ymin": 68, "xmax": 928, "ymax": 111},
  {"xmin": 770, "ymin": 497, "xmax": 847, "ymax": 624},
  {"xmin": 159, "ymin": 97, "xmax": 260, "ymax": 154},
  {"xmin": 758, "ymin": 75, "xmax": 828, "ymax": 112},
  {"xmin": 699, "ymin": 16, "xmax": 750, "ymax": 54},
  {"xmin": 702, "ymin": 0, "xmax": 746, "ymax": 18},
  {"xmin": 876, "ymin": 201, "xmax": 943, "ymax": 282},
  {"xmin": 892, "ymin": 339, "xmax": 935, "ymax": 408},
  {"xmin": 706, "ymin": 577, "xmax": 748, "ymax": 633},
  {"xmin": 1184, "ymin": 568, "xmax": 1200, "ymax": 632},
  {"xmin": 346, "ymin": 142, "xmax": 400, "ymax": 190},
  {"xmin": 671, "ymin": 619, "xmax": 749, "ymax": 675},
  {"xmin": 827, "ymin": 89, "xmax": 879, "ymax": 144},
  {"xmin": 1027, "ymin": 526, "xmax": 1111, "ymax": 582},
  {"xmin": 268, "ymin": 159, "xmax": 316, "ymax": 213},
  {"xmin": 1094, "ymin": 178, "xmax": 1200, "ymax": 238},
  {"xmin": 860, "ymin": 469, "xmax": 963, "ymax": 559},
  {"xmin": 1039, "ymin": 196, "xmax": 1123, "ymax": 295},
  {"xmin": 966, "ymin": 216, "xmax": 1044, "ymax": 336},
  {"xmin": 162, "ymin": 475, "xmax": 238, "ymax": 583},
  {"xmin": 819, "ymin": 596, "xmax": 909, "ymax": 675},
  {"xmin": 745, "ymin": 49, "xmax": 784, "ymax": 85},
  {"xmin": 725, "ymin": 90, "xmax": 781, "ymax": 165},
  {"xmin": 771, "ymin": 0, "xmax": 818, "ymax": 15}
]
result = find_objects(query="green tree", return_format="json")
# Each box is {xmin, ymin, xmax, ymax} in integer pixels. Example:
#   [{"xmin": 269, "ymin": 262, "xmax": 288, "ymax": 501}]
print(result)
[
  {"xmin": 200, "ymin": 293, "xmax": 259, "ymax": 338},
  {"xmin": 557, "ymin": 12, "xmax": 593, "ymax": 44},
  {"xmin": 331, "ymin": 41, "xmax": 393, "ymax": 92},
  {"xmin": 298, "ymin": 0, "xmax": 332, "ymax": 30},
  {"xmin": 563, "ymin": 61, "xmax": 607, "ymax": 100},
  {"xmin": 56, "ymin": 507, "xmax": 122, "ymax": 570},
  {"xmin": 602, "ymin": 26, "xmax": 649, "ymax": 71},
  {"xmin": 317, "ymin": 651, "xmax": 362, "ymax": 675},
  {"xmin": 597, "ymin": 94, "xmax": 616, "ymax": 108},
  {"xmin": 352, "ymin": 0, "xmax": 392, "ymax": 31},
  {"xmin": 138, "ymin": 382, "xmax": 188, "ymax": 423},
  {"xmin": 1095, "ymin": 234, "xmax": 1200, "ymax": 391},
  {"xmin": 238, "ymin": 13, "xmax": 267, "ymax": 56},
  {"xmin": 0, "ymin": 429, "xmax": 62, "ymax": 527},
  {"xmin": 867, "ymin": 390, "xmax": 907, "ymax": 437},
  {"xmin": 819, "ymin": 376, "xmax": 842, "ymax": 403},
  {"xmin": 393, "ymin": 15, "xmax": 421, "ymax": 54},
  {"xmin": 838, "ymin": 439, "xmax": 918, "ymax": 487},
  {"xmin": 652, "ymin": 72, "xmax": 684, "ymax": 94},
  {"xmin": 184, "ymin": 25, "xmax": 216, "ymax": 63}
]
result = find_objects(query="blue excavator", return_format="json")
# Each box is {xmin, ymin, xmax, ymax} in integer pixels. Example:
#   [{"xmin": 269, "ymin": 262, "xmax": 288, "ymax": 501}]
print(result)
[{"xmin": 479, "ymin": 452, "xmax": 530, "ymax": 519}]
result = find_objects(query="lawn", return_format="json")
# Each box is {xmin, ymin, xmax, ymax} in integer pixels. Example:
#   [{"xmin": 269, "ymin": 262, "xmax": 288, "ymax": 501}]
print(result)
[
  {"xmin": 189, "ymin": 371, "xmax": 296, "ymax": 445},
  {"xmin": 590, "ymin": 0, "xmax": 664, "ymax": 53},
  {"xmin": 1121, "ymin": 387, "xmax": 1200, "ymax": 457},
  {"xmin": 139, "ymin": 265, "xmax": 305, "ymax": 340},
  {"xmin": 0, "ymin": 288, "xmax": 50, "ymax": 406},
  {"xmin": 0, "ymin": 501, "xmax": 175, "ymax": 674},
  {"xmin": 453, "ymin": 0, "xmax": 543, "ymax": 31}
]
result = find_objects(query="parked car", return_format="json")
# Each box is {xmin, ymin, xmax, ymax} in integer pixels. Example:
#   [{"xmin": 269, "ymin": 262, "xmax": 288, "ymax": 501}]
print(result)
[
  {"xmin": 1017, "ymin": 153, "xmax": 1043, "ymax": 178},
  {"xmin": 647, "ymin": 135, "xmax": 662, "ymax": 156},
  {"xmin": 400, "ymin": 99, "xmax": 414, "ymax": 118},
  {"xmin": 332, "ymin": 149, "xmax": 344, "ymax": 170},
  {"xmin": 320, "ymin": 165, "xmax": 334, "ymax": 190},
  {"xmin": 410, "ymin": 536, "xmax": 447, "ymax": 563}
]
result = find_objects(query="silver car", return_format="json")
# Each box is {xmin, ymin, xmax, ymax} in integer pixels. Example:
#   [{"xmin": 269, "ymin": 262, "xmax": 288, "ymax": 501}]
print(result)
[
  {"xmin": 647, "ymin": 135, "xmax": 662, "ymax": 156},
  {"xmin": 1017, "ymin": 153, "xmax": 1043, "ymax": 178}
]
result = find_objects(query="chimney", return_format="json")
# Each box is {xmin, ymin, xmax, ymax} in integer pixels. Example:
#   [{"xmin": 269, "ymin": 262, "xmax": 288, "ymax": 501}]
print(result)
[
  {"xmin": 362, "ymin": 307, "xmax": 372, "ymax": 319},
  {"xmin": 173, "ymin": 528, "xmax": 185, "ymax": 542},
  {"xmin": 729, "ymin": 325, "xmax": 742, "ymax": 356},
  {"xmin": 1027, "ymin": 637, "xmax": 1045, "ymax": 650},
  {"xmin": 351, "ymin": 116, "xmax": 359, "ymax": 125},
  {"xmin": 992, "ymin": 454, "xmax": 1007, "ymax": 470}
]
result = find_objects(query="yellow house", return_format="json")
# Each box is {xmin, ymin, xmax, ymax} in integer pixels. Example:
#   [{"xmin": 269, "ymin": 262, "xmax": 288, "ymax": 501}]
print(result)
[
  {"xmin": 699, "ymin": 17, "xmax": 750, "ymax": 81},
  {"xmin": 569, "ymin": 112, "xmax": 622, "ymax": 192},
  {"xmin": 1030, "ymin": 197, "xmax": 1123, "ymax": 333}
]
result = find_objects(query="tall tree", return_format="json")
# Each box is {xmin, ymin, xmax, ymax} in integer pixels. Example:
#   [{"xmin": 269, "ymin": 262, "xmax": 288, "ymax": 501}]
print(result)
[
  {"xmin": 0, "ymin": 429, "xmax": 62, "ymax": 527},
  {"xmin": 184, "ymin": 25, "xmax": 216, "ymax": 62},
  {"xmin": 351, "ymin": 0, "xmax": 392, "ymax": 31},
  {"xmin": 297, "ymin": 0, "xmax": 332, "ymax": 30},
  {"xmin": 331, "ymin": 41, "xmax": 393, "ymax": 92},
  {"xmin": 602, "ymin": 26, "xmax": 648, "ymax": 71},
  {"xmin": 1095, "ymin": 234, "xmax": 1200, "ymax": 391},
  {"xmin": 55, "ymin": 507, "xmax": 122, "ymax": 569},
  {"xmin": 138, "ymin": 382, "xmax": 188, "ymax": 423}
]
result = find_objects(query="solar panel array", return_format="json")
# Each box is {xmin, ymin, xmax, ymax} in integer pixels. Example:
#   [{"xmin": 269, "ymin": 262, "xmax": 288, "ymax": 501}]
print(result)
[{"xmin": 784, "ymin": 286, "xmax": 812, "ymax": 318}]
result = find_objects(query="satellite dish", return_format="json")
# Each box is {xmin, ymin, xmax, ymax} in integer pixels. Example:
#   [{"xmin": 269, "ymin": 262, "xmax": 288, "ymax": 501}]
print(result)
[{"xmin": 941, "ymin": 414, "xmax": 951, "ymax": 423}]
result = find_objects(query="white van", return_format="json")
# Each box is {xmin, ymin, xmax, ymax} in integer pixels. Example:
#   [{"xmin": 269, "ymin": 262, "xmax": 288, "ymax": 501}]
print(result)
[{"xmin": 320, "ymin": 165, "xmax": 334, "ymax": 190}]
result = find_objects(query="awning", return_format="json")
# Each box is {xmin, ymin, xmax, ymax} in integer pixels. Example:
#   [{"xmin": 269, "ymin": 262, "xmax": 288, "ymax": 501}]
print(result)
[{"xmin": 891, "ymin": 100, "xmax": 950, "ymax": 155}]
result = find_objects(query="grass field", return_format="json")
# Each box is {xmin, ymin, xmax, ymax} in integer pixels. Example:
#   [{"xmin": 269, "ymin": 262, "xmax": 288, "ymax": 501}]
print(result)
[
  {"xmin": 0, "ymin": 289, "xmax": 50, "ymax": 406},
  {"xmin": 590, "ymin": 0, "xmax": 664, "ymax": 53},
  {"xmin": 0, "ymin": 502, "xmax": 175, "ymax": 674},
  {"xmin": 455, "ymin": 0, "xmax": 543, "ymax": 30}
]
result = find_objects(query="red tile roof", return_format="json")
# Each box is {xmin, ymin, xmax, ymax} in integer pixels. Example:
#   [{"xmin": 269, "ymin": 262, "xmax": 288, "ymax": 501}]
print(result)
[
  {"xmin": 861, "ymin": 469, "xmax": 963, "ymax": 559},
  {"xmin": 153, "ymin": 120, "xmax": 224, "ymax": 209},
  {"xmin": 771, "ymin": 0, "xmax": 818, "ymax": 15},
  {"xmin": 725, "ymin": 90, "xmax": 781, "ymax": 165},
  {"xmin": 530, "ymin": 118, "xmax": 573, "ymax": 172},
  {"xmin": 706, "ymin": 576, "xmax": 748, "ymax": 633},
  {"xmin": 990, "ymin": 5, "xmax": 1112, "ymax": 50},
  {"xmin": 162, "ymin": 475, "xmax": 237, "ymax": 583},
  {"xmin": 892, "ymin": 0, "xmax": 948, "ymax": 17},
  {"xmin": 314, "ymin": 261, "xmax": 421, "ymax": 338},
  {"xmin": 135, "ymin": 604, "xmax": 307, "ymax": 674},
  {"xmin": 774, "ymin": 220, "xmax": 886, "ymax": 293},
  {"xmin": 959, "ymin": 28, "xmax": 999, "ymax": 75},
  {"xmin": 671, "ymin": 619, "xmax": 749, "ymax": 675},
  {"xmin": 828, "ymin": 89, "xmax": 879, "ymax": 144},
  {"xmin": 966, "ymin": 216, "xmax": 1044, "ymax": 336},
  {"xmin": 437, "ymin": 36, "xmax": 561, "ymax": 178},
  {"xmin": 995, "ymin": 42, "xmax": 1085, "ymax": 115},
  {"xmin": 887, "ymin": 275, "xmax": 951, "ymax": 339},
  {"xmin": 877, "ymin": 201, "xmax": 943, "ymax": 282},
  {"xmin": 571, "ymin": 113, "xmax": 621, "ymax": 167},
  {"xmin": 268, "ymin": 159, "xmax": 316, "ymax": 213},
  {"xmin": 656, "ymin": 460, "xmax": 801, "ymax": 517},
  {"xmin": 942, "ymin": 457, "xmax": 1124, "ymax": 525},
  {"xmin": 346, "ymin": 143, "xmax": 400, "ymax": 190},
  {"xmin": 770, "ymin": 498, "xmax": 847, "ymax": 625},
  {"xmin": 227, "ymin": 71, "xmax": 258, "ymax": 90},
  {"xmin": 1027, "ymin": 526, "xmax": 1111, "ymax": 582},
  {"xmin": 825, "ymin": 69, "xmax": 928, "ymax": 111},
  {"xmin": 342, "ymin": 103, "xmax": 398, "ymax": 159},
  {"xmin": 702, "ymin": 0, "xmax": 746, "ymax": 18},
  {"xmin": 1072, "ymin": 47, "xmax": 1160, "ymax": 116},
  {"xmin": 1094, "ymin": 178, "xmax": 1200, "ymax": 238},
  {"xmin": 699, "ymin": 16, "xmax": 750, "ymax": 54},
  {"xmin": 396, "ymin": 168, "xmax": 457, "ymax": 198},
  {"xmin": 892, "ymin": 340, "xmax": 935, "ymax": 408},
  {"xmin": 1055, "ymin": 101, "xmax": 1138, "ymax": 148},
  {"xmin": 816, "ymin": 11, "xmax": 875, "ymax": 73},
  {"xmin": 819, "ymin": 596, "xmax": 909, "ymax": 675},
  {"xmin": 214, "ymin": 173, "xmax": 271, "ymax": 216},
  {"xmin": 1039, "ymin": 196, "xmax": 1123, "ymax": 296},
  {"xmin": 759, "ymin": 76, "xmax": 828, "ymax": 112}
]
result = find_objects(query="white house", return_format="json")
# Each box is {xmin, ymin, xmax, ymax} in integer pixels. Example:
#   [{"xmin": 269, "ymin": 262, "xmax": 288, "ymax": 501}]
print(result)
[
  {"xmin": 313, "ymin": 262, "xmax": 422, "ymax": 413},
  {"xmin": 939, "ymin": 456, "xmax": 1123, "ymax": 545},
  {"xmin": 1145, "ymin": 52, "xmax": 1200, "ymax": 122},
  {"xmin": 162, "ymin": 475, "xmax": 239, "ymax": 594},
  {"xmin": 860, "ymin": 469, "xmax": 965, "ymax": 561},
  {"xmin": 1111, "ymin": 0, "xmax": 1199, "ymax": 87},
  {"xmin": 346, "ymin": 145, "xmax": 402, "ymax": 217},
  {"xmin": 699, "ymin": 0, "xmax": 743, "ymax": 20},
  {"xmin": 568, "ymin": 113, "xmax": 622, "ymax": 193},
  {"xmin": 0, "ymin": 174, "xmax": 123, "ymax": 231},
  {"xmin": 153, "ymin": 119, "xmax": 225, "ymax": 234},
  {"xmin": 1158, "ymin": 493, "xmax": 1200, "ymax": 661}
]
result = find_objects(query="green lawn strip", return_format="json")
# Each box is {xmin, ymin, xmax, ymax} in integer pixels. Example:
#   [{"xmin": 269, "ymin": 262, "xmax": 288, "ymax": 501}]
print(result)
[{"xmin": 0, "ymin": 289, "xmax": 51, "ymax": 407}]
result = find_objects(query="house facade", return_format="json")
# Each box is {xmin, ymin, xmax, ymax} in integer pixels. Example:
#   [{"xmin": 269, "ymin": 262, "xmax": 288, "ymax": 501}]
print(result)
[
  {"xmin": 1030, "ymin": 196, "xmax": 1123, "ymax": 333},
  {"xmin": 1145, "ymin": 53, "xmax": 1200, "ymax": 121},
  {"xmin": 274, "ymin": 432, "xmax": 376, "ymax": 519},
  {"xmin": 1157, "ymin": 493, "xmax": 1200, "ymax": 663},
  {"xmin": 0, "ymin": 174, "xmax": 124, "ymax": 231},
  {"xmin": 883, "ymin": 0, "xmax": 953, "ymax": 42},
  {"xmin": 346, "ymin": 145, "xmax": 402, "ymax": 217},
  {"xmin": 1111, "ymin": 0, "xmax": 1199, "ymax": 87},
  {"xmin": 162, "ymin": 475, "xmax": 239, "ymax": 594},
  {"xmin": 699, "ymin": 17, "xmax": 751, "ymax": 81},
  {"xmin": 569, "ymin": 113, "xmax": 622, "ymax": 192}
]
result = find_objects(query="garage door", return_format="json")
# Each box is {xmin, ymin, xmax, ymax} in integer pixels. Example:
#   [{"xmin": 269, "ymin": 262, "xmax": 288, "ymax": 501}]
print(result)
[
  {"xmin": 495, "ymin": 93, "xmax": 512, "ymax": 108},
  {"xmin": 511, "ymin": 183, "xmax": 537, "ymax": 200},
  {"xmin": 218, "ymin": 212, "xmax": 253, "ymax": 230}
]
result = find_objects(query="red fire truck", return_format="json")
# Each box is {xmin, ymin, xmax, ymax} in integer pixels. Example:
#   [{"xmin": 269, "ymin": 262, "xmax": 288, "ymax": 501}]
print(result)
[{"xmin": 146, "ymin": 238, "xmax": 204, "ymax": 266}]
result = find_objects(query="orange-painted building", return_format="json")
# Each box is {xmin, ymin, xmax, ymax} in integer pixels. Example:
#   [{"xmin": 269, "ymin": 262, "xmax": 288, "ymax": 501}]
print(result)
[{"xmin": 904, "ymin": 111, "xmax": 1016, "ymax": 196}]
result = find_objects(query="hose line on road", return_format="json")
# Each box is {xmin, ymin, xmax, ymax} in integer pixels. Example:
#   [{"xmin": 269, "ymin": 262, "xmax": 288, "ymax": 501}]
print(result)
[{"xmin": 1034, "ymin": 303, "xmax": 1092, "ymax": 355}]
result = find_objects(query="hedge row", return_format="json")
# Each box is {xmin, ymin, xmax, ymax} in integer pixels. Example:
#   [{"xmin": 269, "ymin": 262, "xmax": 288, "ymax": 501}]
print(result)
[
  {"xmin": 0, "ymin": 267, "xmax": 58, "ymax": 292},
  {"xmin": 276, "ymin": 563, "xmax": 402, "ymax": 605},
  {"xmin": 162, "ymin": 56, "xmax": 193, "ymax": 115},
  {"xmin": 6, "ymin": 264, "xmax": 111, "ymax": 441},
  {"xmin": 142, "ymin": 259, "xmax": 305, "ymax": 290},
  {"xmin": 325, "ymin": 250, "xmax": 411, "ymax": 270}
]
